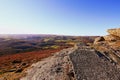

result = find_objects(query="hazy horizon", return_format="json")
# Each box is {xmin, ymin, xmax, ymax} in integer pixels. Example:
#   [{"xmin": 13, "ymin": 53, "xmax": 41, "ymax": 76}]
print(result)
[{"xmin": 0, "ymin": 0, "xmax": 120, "ymax": 36}]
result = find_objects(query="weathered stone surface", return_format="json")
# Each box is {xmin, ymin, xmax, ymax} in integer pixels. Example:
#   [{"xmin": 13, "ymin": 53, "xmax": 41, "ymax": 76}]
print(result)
[
  {"xmin": 94, "ymin": 28, "xmax": 120, "ymax": 68},
  {"xmin": 94, "ymin": 28, "xmax": 120, "ymax": 43},
  {"xmin": 94, "ymin": 36, "xmax": 105, "ymax": 44},
  {"xmin": 21, "ymin": 44, "xmax": 120, "ymax": 80},
  {"xmin": 21, "ymin": 48, "xmax": 76, "ymax": 80},
  {"xmin": 104, "ymin": 35, "xmax": 120, "ymax": 41},
  {"xmin": 70, "ymin": 48, "xmax": 120, "ymax": 80},
  {"xmin": 107, "ymin": 28, "xmax": 120, "ymax": 37}
]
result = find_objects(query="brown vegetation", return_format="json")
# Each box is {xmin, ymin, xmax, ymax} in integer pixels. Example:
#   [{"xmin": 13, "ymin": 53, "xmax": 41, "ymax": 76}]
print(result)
[{"xmin": 0, "ymin": 48, "xmax": 64, "ymax": 80}]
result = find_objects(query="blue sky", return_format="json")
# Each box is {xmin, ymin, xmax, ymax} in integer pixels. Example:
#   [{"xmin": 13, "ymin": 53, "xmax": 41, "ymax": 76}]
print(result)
[{"xmin": 0, "ymin": 0, "xmax": 120, "ymax": 36}]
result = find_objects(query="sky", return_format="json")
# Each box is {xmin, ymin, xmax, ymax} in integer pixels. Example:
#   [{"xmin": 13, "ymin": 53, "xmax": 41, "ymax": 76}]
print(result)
[{"xmin": 0, "ymin": 0, "xmax": 120, "ymax": 36}]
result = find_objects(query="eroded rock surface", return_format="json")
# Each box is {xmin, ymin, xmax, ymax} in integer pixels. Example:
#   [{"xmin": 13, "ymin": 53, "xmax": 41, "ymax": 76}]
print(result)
[
  {"xmin": 108, "ymin": 28, "xmax": 120, "ymax": 37},
  {"xmin": 94, "ymin": 28, "xmax": 120, "ymax": 67},
  {"xmin": 21, "ymin": 44, "xmax": 120, "ymax": 80},
  {"xmin": 104, "ymin": 35, "xmax": 120, "ymax": 41},
  {"xmin": 70, "ymin": 47, "xmax": 120, "ymax": 80},
  {"xmin": 21, "ymin": 48, "xmax": 76, "ymax": 80}
]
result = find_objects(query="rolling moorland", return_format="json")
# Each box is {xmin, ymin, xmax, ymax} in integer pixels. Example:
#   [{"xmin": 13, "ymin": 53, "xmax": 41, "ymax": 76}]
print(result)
[{"xmin": 0, "ymin": 35, "xmax": 96, "ymax": 80}]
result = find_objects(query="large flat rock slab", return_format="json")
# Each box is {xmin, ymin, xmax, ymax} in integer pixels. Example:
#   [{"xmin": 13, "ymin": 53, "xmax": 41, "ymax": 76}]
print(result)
[{"xmin": 70, "ymin": 49, "xmax": 120, "ymax": 80}]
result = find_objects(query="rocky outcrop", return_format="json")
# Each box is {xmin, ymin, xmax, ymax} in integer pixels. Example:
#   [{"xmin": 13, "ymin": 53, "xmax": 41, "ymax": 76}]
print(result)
[
  {"xmin": 104, "ymin": 35, "xmax": 120, "ymax": 41},
  {"xmin": 94, "ymin": 28, "xmax": 120, "ymax": 67},
  {"xmin": 20, "ymin": 28, "xmax": 120, "ymax": 80},
  {"xmin": 21, "ymin": 48, "xmax": 76, "ymax": 80},
  {"xmin": 94, "ymin": 28, "xmax": 120, "ymax": 43},
  {"xmin": 21, "ymin": 44, "xmax": 120, "ymax": 80},
  {"xmin": 108, "ymin": 28, "xmax": 120, "ymax": 37},
  {"xmin": 70, "ymin": 47, "xmax": 120, "ymax": 80}
]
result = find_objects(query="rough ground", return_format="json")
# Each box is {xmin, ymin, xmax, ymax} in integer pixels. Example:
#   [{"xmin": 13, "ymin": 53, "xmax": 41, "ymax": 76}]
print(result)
[
  {"xmin": 70, "ymin": 46, "xmax": 120, "ymax": 80},
  {"xmin": 21, "ymin": 48, "xmax": 76, "ymax": 80},
  {"xmin": 20, "ymin": 45, "xmax": 120, "ymax": 80},
  {"xmin": 94, "ymin": 28, "xmax": 120, "ymax": 66}
]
